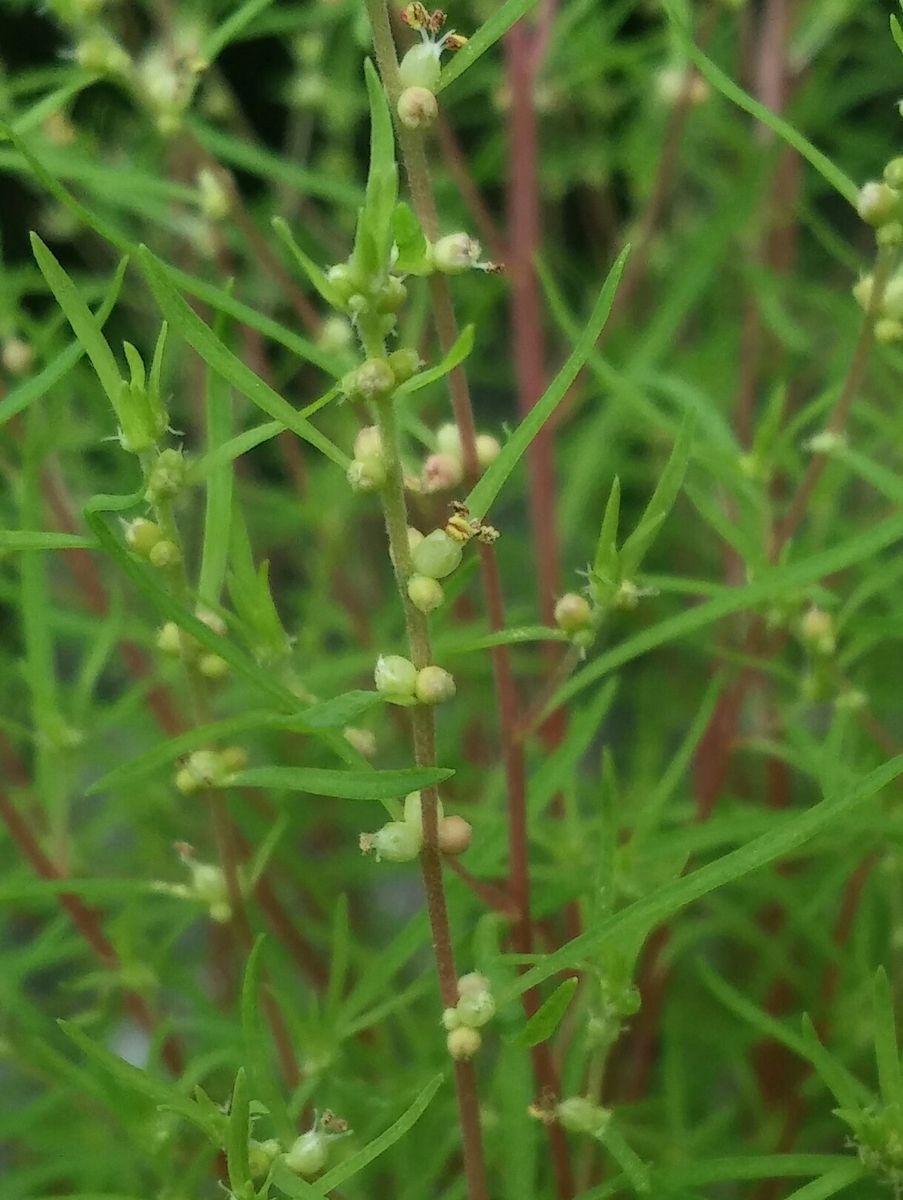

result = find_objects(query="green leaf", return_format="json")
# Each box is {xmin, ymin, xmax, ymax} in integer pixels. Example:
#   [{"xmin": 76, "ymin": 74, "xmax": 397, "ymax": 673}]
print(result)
[
  {"xmin": 508, "ymin": 753, "xmax": 903, "ymax": 998},
  {"xmin": 437, "ymin": 0, "xmax": 542, "ymax": 92},
  {"xmin": 599, "ymin": 1124, "xmax": 651, "ymax": 1194},
  {"xmin": 241, "ymin": 939, "xmax": 291, "ymax": 1143},
  {"xmin": 30, "ymin": 234, "xmax": 122, "ymax": 410},
  {"xmin": 512, "ymin": 977, "xmax": 578, "ymax": 1046},
  {"xmin": 203, "ymin": 0, "xmax": 274, "ymax": 61},
  {"xmin": 396, "ymin": 324, "xmax": 475, "ymax": 397},
  {"xmin": 873, "ymin": 967, "xmax": 903, "ymax": 1107},
  {"xmin": 593, "ymin": 475, "xmax": 621, "ymax": 587},
  {"xmin": 618, "ymin": 418, "xmax": 693, "ymax": 580},
  {"xmin": 352, "ymin": 60, "xmax": 397, "ymax": 280},
  {"xmin": 272, "ymin": 216, "xmax": 344, "ymax": 309},
  {"xmin": 198, "ymin": 320, "xmax": 233, "ymax": 606},
  {"xmin": 891, "ymin": 13, "xmax": 903, "ymax": 56},
  {"xmin": 392, "ymin": 202, "xmax": 431, "ymax": 275},
  {"xmin": 779, "ymin": 1162, "xmax": 866, "ymax": 1200},
  {"xmin": 137, "ymin": 247, "xmax": 349, "ymax": 469},
  {"xmin": 226, "ymin": 1068, "xmax": 252, "ymax": 1196},
  {"xmin": 315, "ymin": 1073, "xmax": 443, "ymax": 1189},
  {"xmin": 0, "ymin": 531, "xmax": 94, "ymax": 551},
  {"xmin": 466, "ymin": 246, "xmax": 629, "ymax": 520},
  {"xmin": 230, "ymin": 765, "xmax": 454, "ymax": 800},
  {"xmin": 662, "ymin": 0, "xmax": 858, "ymax": 207}
]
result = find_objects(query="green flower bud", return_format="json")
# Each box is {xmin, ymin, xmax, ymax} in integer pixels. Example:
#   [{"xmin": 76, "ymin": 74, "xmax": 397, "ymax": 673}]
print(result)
[
  {"xmin": 359, "ymin": 820, "xmax": 423, "ymax": 862},
  {"xmin": 125, "ymin": 518, "xmax": 163, "ymax": 558},
  {"xmin": 457, "ymin": 972, "xmax": 490, "ymax": 996},
  {"xmin": 175, "ymin": 749, "xmax": 228, "ymax": 794},
  {"xmin": 376, "ymin": 276, "xmax": 407, "ymax": 313},
  {"xmin": 411, "ymin": 529, "xmax": 463, "ymax": 579},
  {"xmin": 431, "ymin": 233, "xmax": 482, "ymax": 274},
  {"xmin": 1, "ymin": 336, "xmax": 34, "ymax": 377},
  {"xmin": 374, "ymin": 654, "xmax": 418, "ymax": 702},
  {"xmin": 456, "ymin": 987, "xmax": 495, "ymax": 1028},
  {"xmin": 353, "ymin": 425, "xmax": 383, "ymax": 462},
  {"xmin": 347, "ymin": 458, "xmax": 387, "ymax": 492},
  {"xmin": 388, "ymin": 347, "xmax": 422, "ymax": 384},
  {"xmin": 857, "ymin": 181, "xmax": 900, "ymax": 228},
  {"xmin": 415, "ymin": 664, "xmax": 456, "ymax": 705},
  {"xmin": 284, "ymin": 1130, "xmax": 328, "ymax": 1178},
  {"xmin": 198, "ymin": 652, "xmax": 230, "ymax": 679},
  {"xmin": 800, "ymin": 606, "xmax": 835, "ymax": 656},
  {"xmin": 75, "ymin": 33, "xmax": 131, "ymax": 76},
  {"xmin": 876, "ymin": 318, "xmax": 903, "ymax": 344},
  {"xmin": 882, "ymin": 273, "xmax": 903, "ymax": 319},
  {"xmin": 442, "ymin": 1006, "xmax": 461, "ymax": 1030},
  {"xmin": 408, "ymin": 573, "xmax": 444, "ymax": 613},
  {"xmin": 344, "ymin": 357, "xmax": 395, "ymax": 402},
  {"xmin": 476, "ymin": 433, "xmax": 501, "ymax": 468},
  {"xmin": 399, "ymin": 42, "xmax": 442, "ymax": 91},
  {"xmin": 554, "ymin": 592, "xmax": 592, "ymax": 634},
  {"xmin": 885, "ymin": 157, "xmax": 903, "ymax": 190},
  {"xmin": 156, "ymin": 621, "xmax": 184, "ymax": 656},
  {"xmin": 220, "ymin": 745, "xmax": 248, "ymax": 773},
  {"xmin": 436, "ymin": 423, "xmax": 462, "ymax": 457},
  {"xmin": 447, "ymin": 1025, "xmax": 481, "ymax": 1060},
  {"xmin": 397, "ymin": 84, "xmax": 438, "ymax": 130},
  {"xmin": 148, "ymin": 539, "xmax": 182, "ymax": 570},
  {"xmin": 196, "ymin": 167, "xmax": 231, "ymax": 221},
  {"xmin": 144, "ymin": 448, "xmax": 188, "ymax": 504},
  {"xmin": 556, "ymin": 1096, "xmax": 610, "ymax": 1137},
  {"xmin": 249, "ymin": 1138, "xmax": 281, "ymax": 1181},
  {"xmin": 326, "ymin": 262, "xmax": 364, "ymax": 305},
  {"xmin": 318, "ymin": 314, "xmax": 354, "ymax": 354}
]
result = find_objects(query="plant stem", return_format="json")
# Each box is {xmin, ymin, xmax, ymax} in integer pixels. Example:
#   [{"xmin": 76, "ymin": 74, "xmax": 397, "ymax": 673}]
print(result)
[{"xmin": 360, "ymin": 319, "xmax": 489, "ymax": 1200}]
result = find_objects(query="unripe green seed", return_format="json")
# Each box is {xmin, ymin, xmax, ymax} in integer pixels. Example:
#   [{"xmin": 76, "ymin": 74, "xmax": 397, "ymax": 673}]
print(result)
[
  {"xmin": 556, "ymin": 1096, "xmax": 610, "ymax": 1137},
  {"xmin": 345, "ymin": 357, "xmax": 395, "ymax": 402},
  {"xmin": 347, "ymin": 458, "xmax": 387, "ymax": 492},
  {"xmin": 432, "ymin": 232, "xmax": 482, "ymax": 274},
  {"xmin": 145, "ymin": 448, "xmax": 187, "ymax": 504},
  {"xmin": 476, "ymin": 433, "xmax": 501, "ymax": 467},
  {"xmin": 198, "ymin": 652, "xmax": 229, "ymax": 679},
  {"xmin": 411, "ymin": 529, "xmax": 463, "ymax": 579},
  {"xmin": 249, "ymin": 1138, "xmax": 281, "ymax": 1180},
  {"xmin": 360, "ymin": 820, "xmax": 422, "ymax": 862},
  {"xmin": 415, "ymin": 665, "xmax": 456, "ymax": 705},
  {"xmin": 388, "ymin": 347, "xmax": 422, "ymax": 384},
  {"xmin": 886, "ymin": 157, "xmax": 903, "ymax": 190},
  {"xmin": 148, "ymin": 539, "xmax": 182, "ymax": 569},
  {"xmin": 399, "ymin": 42, "xmax": 442, "ymax": 91},
  {"xmin": 857, "ymin": 181, "xmax": 900, "ymax": 228},
  {"xmin": 374, "ymin": 654, "xmax": 418, "ymax": 702},
  {"xmin": 456, "ymin": 988, "xmax": 496, "ymax": 1028},
  {"xmin": 447, "ymin": 1025, "xmax": 481, "ymax": 1060},
  {"xmin": 408, "ymin": 573, "xmax": 444, "ymax": 613},
  {"xmin": 397, "ymin": 84, "xmax": 438, "ymax": 130},
  {"xmin": 285, "ymin": 1130, "xmax": 328, "ymax": 1178},
  {"xmin": 125, "ymin": 518, "xmax": 163, "ymax": 558}
]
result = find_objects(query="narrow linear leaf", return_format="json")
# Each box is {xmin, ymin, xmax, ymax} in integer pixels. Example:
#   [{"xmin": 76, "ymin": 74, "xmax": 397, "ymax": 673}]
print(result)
[
  {"xmin": 315, "ymin": 1073, "xmax": 443, "ymax": 1190},
  {"xmin": 780, "ymin": 1162, "xmax": 865, "ymax": 1200},
  {"xmin": 513, "ymin": 977, "xmax": 578, "ymax": 1046},
  {"xmin": 242, "ymin": 938, "xmax": 291, "ymax": 1143},
  {"xmin": 203, "ymin": 0, "xmax": 274, "ymax": 61},
  {"xmin": 0, "ymin": 531, "xmax": 94, "ymax": 551},
  {"xmin": 226, "ymin": 1068, "xmax": 252, "ymax": 1194},
  {"xmin": 231, "ymin": 765, "xmax": 454, "ymax": 800},
  {"xmin": 272, "ymin": 216, "xmax": 344, "ymax": 309},
  {"xmin": 466, "ymin": 246, "xmax": 629, "ymax": 520},
  {"xmin": 396, "ymin": 324, "xmax": 475, "ymax": 397},
  {"xmin": 873, "ymin": 966, "xmax": 903, "ymax": 1106},
  {"xmin": 437, "ymin": 0, "xmax": 542, "ymax": 92}
]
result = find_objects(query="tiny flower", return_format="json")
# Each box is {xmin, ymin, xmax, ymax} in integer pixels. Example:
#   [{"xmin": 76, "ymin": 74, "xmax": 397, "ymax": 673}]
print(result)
[
  {"xmin": 343, "ymin": 357, "xmax": 396, "ymax": 402},
  {"xmin": 881, "ymin": 273, "xmax": 903, "ymax": 319},
  {"xmin": 249, "ymin": 1138, "xmax": 281, "ymax": 1180},
  {"xmin": 556, "ymin": 1096, "xmax": 610, "ymax": 1137},
  {"xmin": 197, "ymin": 167, "xmax": 231, "ymax": 221},
  {"xmin": 284, "ymin": 1129, "xmax": 328, "ymax": 1179},
  {"xmin": 344, "ymin": 726, "xmax": 377, "ymax": 757},
  {"xmin": 359, "ymin": 820, "xmax": 423, "ymax": 862},
  {"xmin": 857, "ymin": 181, "xmax": 900, "ymax": 228},
  {"xmin": 175, "ymin": 749, "xmax": 228, "ymax": 795},
  {"xmin": 75, "ymin": 33, "xmax": 131, "ymax": 77},
  {"xmin": 475, "ymin": 433, "xmax": 501, "ymax": 468},
  {"xmin": 885, "ymin": 157, "xmax": 903, "ymax": 191},
  {"xmin": 124, "ymin": 517, "xmax": 163, "ymax": 558},
  {"xmin": 148, "ymin": 539, "xmax": 182, "ymax": 569},
  {"xmin": 411, "ymin": 529, "xmax": 463, "ymax": 579},
  {"xmin": 198, "ymin": 652, "xmax": 230, "ymax": 679},
  {"xmin": 432, "ymin": 232, "xmax": 483, "ymax": 274},
  {"xmin": 408, "ymin": 573, "xmax": 445, "ymax": 613},
  {"xmin": 376, "ymin": 276, "xmax": 408, "ymax": 314},
  {"xmin": 554, "ymin": 592, "xmax": 592, "ymax": 634},
  {"xmin": 156, "ymin": 621, "xmax": 184, "ymax": 656},
  {"xmin": 317, "ymin": 314, "xmax": 354, "ymax": 354},
  {"xmin": 442, "ymin": 1006, "xmax": 461, "ymax": 1030},
  {"xmin": 423, "ymin": 451, "xmax": 463, "ymax": 493},
  {"xmin": 436, "ymin": 422, "xmax": 462, "ymax": 457},
  {"xmin": 1, "ymin": 336, "xmax": 34, "ymax": 377},
  {"xmin": 447, "ymin": 1026, "xmax": 481, "ymax": 1060},
  {"xmin": 374, "ymin": 653, "xmax": 418, "ymax": 702},
  {"xmin": 347, "ymin": 457, "xmax": 387, "ymax": 492},
  {"xmin": 326, "ymin": 262, "xmax": 365, "ymax": 305},
  {"xmin": 876, "ymin": 318, "xmax": 903, "ymax": 344},
  {"xmin": 388, "ymin": 347, "xmax": 422, "ymax": 384},
  {"xmin": 456, "ymin": 986, "xmax": 495, "ymax": 1028},
  {"xmin": 852, "ymin": 274, "xmax": 873, "ymax": 311},
  {"xmin": 800, "ymin": 606, "xmax": 835, "ymax": 656},
  {"xmin": 144, "ymin": 448, "xmax": 188, "ymax": 505},
  {"xmin": 438, "ymin": 814, "xmax": 472, "ymax": 856},
  {"xmin": 397, "ymin": 85, "xmax": 438, "ymax": 129},
  {"xmin": 458, "ymin": 972, "xmax": 490, "ymax": 997},
  {"xmin": 415, "ymin": 665, "xmax": 456, "ymax": 704}
]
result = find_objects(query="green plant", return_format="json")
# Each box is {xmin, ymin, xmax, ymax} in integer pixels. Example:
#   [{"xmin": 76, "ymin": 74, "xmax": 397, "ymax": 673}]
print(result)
[{"xmin": 2, "ymin": 2, "xmax": 903, "ymax": 1199}]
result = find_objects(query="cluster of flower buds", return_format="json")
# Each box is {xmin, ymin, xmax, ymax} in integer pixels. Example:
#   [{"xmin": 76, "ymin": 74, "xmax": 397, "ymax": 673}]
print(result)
[
  {"xmin": 374, "ymin": 653, "xmax": 456, "ymax": 705},
  {"xmin": 854, "ymin": 266, "xmax": 903, "ymax": 345},
  {"xmin": 123, "ymin": 517, "xmax": 181, "ymax": 570},
  {"xmin": 554, "ymin": 591, "xmax": 597, "ymax": 650},
  {"xmin": 157, "ymin": 609, "xmax": 230, "ymax": 680},
  {"xmin": 443, "ymin": 972, "xmax": 496, "ymax": 1060},
  {"xmin": 281, "ymin": 1110, "xmax": 350, "ymax": 1180},
  {"xmin": 404, "ymin": 503, "xmax": 499, "ymax": 614},
  {"xmin": 328, "ymin": 259, "xmax": 412, "ymax": 340},
  {"xmin": 395, "ymin": 4, "xmax": 468, "ymax": 130},
  {"xmin": 340, "ymin": 346, "xmax": 421, "ymax": 402},
  {"xmin": 854, "ymin": 158, "xmax": 903, "ymax": 269},
  {"xmin": 420, "ymin": 421, "xmax": 500, "ymax": 494},
  {"xmin": 144, "ymin": 447, "xmax": 188, "ymax": 505},
  {"xmin": 360, "ymin": 791, "xmax": 472, "ymax": 863},
  {"xmin": 174, "ymin": 745, "xmax": 247, "ymax": 795},
  {"xmin": 1, "ymin": 336, "xmax": 34, "ymax": 378}
]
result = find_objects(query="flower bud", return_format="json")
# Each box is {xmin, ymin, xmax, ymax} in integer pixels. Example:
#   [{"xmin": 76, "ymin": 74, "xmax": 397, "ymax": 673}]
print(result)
[
  {"xmin": 354, "ymin": 425, "xmax": 382, "ymax": 462},
  {"xmin": 447, "ymin": 1026, "xmax": 482, "ymax": 1060},
  {"xmin": 389, "ymin": 525, "xmax": 424, "ymax": 567},
  {"xmin": 800, "ymin": 606, "xmax": 835, "ymax": 656},
  {"xmin": 1, "ymin": 336, "xmax": 34, "ymax": 377},
  {"xmin": 408, "ymin": 573, "xmax": 444, "ymax": 613},
  {"xmin": 359, "ymin": 820, "xmax": 423, "ymax": 862},
  {"xmin": 882, "ymin": 274, "xmax": 903, "ymax": 320},
  {"xmin": 476, "ymin": 433, "xmax": 501, "ymax": 468},
  {"xmin": 442, "ymin": 1006, "xmax": 461, "ymax": 1030},
  {"xmin": 432, "ymin": 232, "xmax": 482, "ymax": 274},
  {"xmin": 436, "ymin": 422, "xmax": 462, "ymax": 457},
  {"xmin": 125, "ymin": 517, "xmax": 163, "ymax": 558},
  {"xmin": 399, "ymin": 42, "xmax": 442, "ymax": 91},
  {"xmin": 423, "ymin": 452, "xmax": 463, "ymax": 493},
  {"xmin": 415, "ymin": 664, "xmax": 456, "ymax": 704},
  {"xmin": 857, "ymin": 181, "xmax": 899, "ymax": 228},
  {"xmin": 375, "ymin": 276, "xmax": 407, "ymax": 314},
  {"xmin": 456, "ymin": 986, "xmax": 495, "ymax": 1028},
  {"xmin": 347, "ymin": 458, "xmax": 386, "ymax": 492},
  {"xmin": 249, "ymin": 1138, "xmax": 281, "ymax": 1181},
  {"xmin": 197, "ymin": 167, "xmax": 231, "ymax": 221},
  {"xmin": 388, "ymin": 347, "xmax": 422, "ymax": 384},
  {"xmin": 175, "ymin": 749, "xmax": 228, "ymax": 794},
  {"xmin": 285, "ymin": 1130, "xmax": 328, "ymax": 1178},
  {"xmin": 374, "ymin": 653, "xmax": 418, "ymax": 702},
  {"xmin": 75, "ymin": 34, "xmax": 131, "ymax": 76},
  {"xmin": 220, "ymin": 745, "xmax": 248, "ymax": 773},
  {"xmin": 197, "ymin": 609, "xmax": 227, "ymax": 636},
  {"xmin": 318, "ymin": 314, "xmax": 354, "ymax": 354},
  {"xmin": 156, "ymin": 621, "xmax": 184, "ymax": 656},
  {"xmin": 886, "ymin": 157, "xmax": 903, "ymax": 190},
  {"xmin": 326, "ymin": 262, "xmax": 365, "ymax": 305},
  {"xmin": 397, "ymin": 85, "xmax": 438, "ymax": 129},
  {"xmin": 457, "ymin": 972, "xmax": 490, "ymax": 998},
  {"xmin": 344, "ymin": 726, "xmax": 377, "ymax": 757},
  {"xmin": 852, "ymin": 274, "xmax": 873, "ymax": 311},
  {"xmin": 199, "ymin": 653, "xmax": 230, "ymax": 679},
  {"xmin": 554, "ymin": 592, "xmax": 592, "ymax": 634},
  {"xmin": 148, "ymin": 539, "xmax": 182, "ymax": 569},
  {"xmin": 875, "ymin": 318, "xmax": 903, "ymax": 344},
  {"xmin": 144, "ymin": 448, "xmax": 187, "ymax": 504},
  {"xmin": 403, "ymin": 790, "xmax": 444, "ymax": 831},
  {"xmin": 411, "ymin": 529, "xmax": 463, "ymax": 579},
  {"xmin": 343, "ymin": 357, "xmax": 396, "ymax": 402},
  {"xmin": 438, "ymin": 814, "xmax": 472, "ymax": 856},
  {"xmin": 190, "ymin": 862, "xmax": 227, "ymax": 905},
  {"xmin": 556, "ymin": 1096, "xmax": 610, "ymax": 1137}
]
